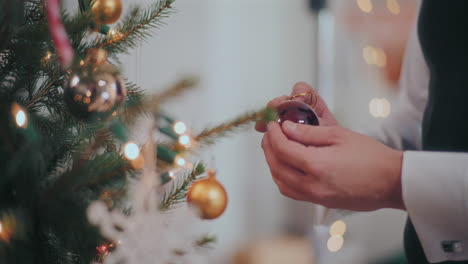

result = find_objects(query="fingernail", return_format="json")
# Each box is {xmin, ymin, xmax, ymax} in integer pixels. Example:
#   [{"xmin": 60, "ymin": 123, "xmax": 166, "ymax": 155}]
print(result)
[{"xmin": 284, "ymin": 121, "xmax": 297, "ymax": 130}]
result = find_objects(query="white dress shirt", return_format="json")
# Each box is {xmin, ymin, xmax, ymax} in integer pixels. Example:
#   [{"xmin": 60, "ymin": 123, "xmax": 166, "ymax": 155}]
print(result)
[{"xmin": 372, "ymin": 20, "xmax": 468, "ymax": 263}]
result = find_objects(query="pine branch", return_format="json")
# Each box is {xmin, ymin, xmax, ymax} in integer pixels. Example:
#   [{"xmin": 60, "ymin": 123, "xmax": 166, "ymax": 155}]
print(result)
[
  {"xmin": 149, "ymin": 76, "xmax": 198, "ymax": 107},
  {"xmin": 194, "ymin": 107, "xmax": 278, "ymax": 147},
  {"xmin": 121, "ymin": 77, "xmax": 198, "ymax": 121},
  {"xmin": 84, "ymin": 0, "xmax": 175, "ymax": 55},
  {"xmin": 119, "ymin": 80, "xmax": 147, "ymax": 124},
  {"xmin": 160, "ymin": 163, "xmax": 205, "ymax": 210},
  {"xmin": 195, "ymin": 235, "xmax": 216, "ymax": 248},
  {"xmin": 172, "ymin": 234, "xmax": 216, "ymax": 256}
]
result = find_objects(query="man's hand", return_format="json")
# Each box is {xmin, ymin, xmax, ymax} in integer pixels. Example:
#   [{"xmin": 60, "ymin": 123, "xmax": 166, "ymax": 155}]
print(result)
[
  {"xmin": 255, "ymin": 82, "xmax": 338, "ymax": 132},
  {"xmin": 260, "ymin": 114, "xmax": 405, "ymax": 212}
]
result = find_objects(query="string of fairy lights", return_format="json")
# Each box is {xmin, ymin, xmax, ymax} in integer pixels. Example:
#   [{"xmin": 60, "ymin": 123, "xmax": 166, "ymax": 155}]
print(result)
[{"xmin": 357, "ymin": 0, "xmax": 405, "ymax": 120}]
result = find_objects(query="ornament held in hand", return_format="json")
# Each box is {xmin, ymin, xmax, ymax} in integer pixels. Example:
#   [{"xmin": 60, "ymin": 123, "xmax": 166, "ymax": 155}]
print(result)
[
  {"xmin": 91, "ymin": 0, "xmax": 123, "ymax": 25},
  {"xmin": 276, "ymin": 100, "xmax": 319, "ymax": 126},
  {"xmin": 187, "ymin": 170, "xmax": 228, "ymax": 220},
  {"xmin": 64, "ymin": 65, "xmax": 126, "ymax": 120}
]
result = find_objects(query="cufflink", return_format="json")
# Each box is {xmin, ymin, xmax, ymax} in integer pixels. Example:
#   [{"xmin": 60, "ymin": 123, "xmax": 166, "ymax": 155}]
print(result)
[{"xmin": 441, "ymin": 240, "xmax": 463, "ymax": 253}]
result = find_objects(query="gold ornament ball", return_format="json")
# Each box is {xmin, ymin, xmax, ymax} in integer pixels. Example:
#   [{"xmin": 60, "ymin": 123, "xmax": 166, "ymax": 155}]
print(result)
[
  {"xmin": 91, "ymin": 0, "xmax": 123, "ymax": 25},
  {"xmin": 85, "ymin": 48, "xmax": 108, "ymax": 66},
  {"xmin": 187, "ymin": 170, "xmax": 228, "ymax": 220}
]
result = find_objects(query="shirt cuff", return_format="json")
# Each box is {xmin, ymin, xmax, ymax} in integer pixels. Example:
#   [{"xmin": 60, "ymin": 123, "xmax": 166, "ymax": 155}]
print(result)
[{"xmin": 402, "ymin": 151, "xmax": 468, "ymax": 263}]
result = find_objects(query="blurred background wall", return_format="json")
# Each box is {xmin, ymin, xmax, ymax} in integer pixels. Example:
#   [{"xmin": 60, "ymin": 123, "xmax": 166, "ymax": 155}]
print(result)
[{"xmin": 68, "ymin": 0, "xmax": 419, "ymax": 262}]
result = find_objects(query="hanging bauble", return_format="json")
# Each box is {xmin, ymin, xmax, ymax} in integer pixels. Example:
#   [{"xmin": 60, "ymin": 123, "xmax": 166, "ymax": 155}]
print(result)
[
  {"xmin": 64, "ymin": 65, "xmax": 126, "ymax": 120},
  {"xmin": 187, "ymin": 170, "xmax": 228, "ymax": 220},
  {"xmin": 91, "ymin": 0, "xmax": 123, "ymax": 25},
  {"xmin": 85, "ymin": 48, "xmax": 108, "ymax": 66},
  {"xmin": 276, "ymin": 100, "xmax": 319, "ymax": 126}
]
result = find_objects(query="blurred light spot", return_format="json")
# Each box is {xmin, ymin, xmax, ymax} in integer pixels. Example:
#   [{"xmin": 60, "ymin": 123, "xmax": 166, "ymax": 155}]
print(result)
[
  {"xmin": 175, "ymin": 156, "xmax": 186, "ymax": 167},
  {"xmin": 178, "ymin": 134, "xmax": 191, "ymax": 147},
  {"xmin": 0, "ymin": 222, "xmax": 2, "ymax": 233},
  {"xmin": 98, "ymin": 80, "xmax": 107, "ymax": 87},
  {"xmin": 369, "ymin": 98, "xmax": 391, "ymax": 118},
  {"xmin": 330, "ymin": 220, "xmax": 347, "ymax": 236},
  {"xmin": 387, "ymin": 0, "xmax": 400, "ymax": 15},
  {"xmin": 168, "ymin": 170, "xmax": 176, "ymax": 179},
  {"xmin": 15, "ymin": 109, "xmax": 27, "ymax": 128},
  {"xmin": 44, "ymin": 51, "xmax": 52, "ymax": 60},
  {"xmin": 357, "ymin": 0, "xmax": 373, "ymax": 13},
  {"xmin": 363, "ymin": 45, "xmax": 377, "ymax": 65},
  {"xmin": 80, "ymin": 60, "xmax": 85, "ymax": 66},
  {"xmin": 327, "ymin": 235, "xmax": 344, "ymax": 252},
  {"xmin": 108, "ymin": 29, "xmax": 122, "ymax": 39},
  {"xmin": 74, "ymin": 94, "xmax": 83, "ymax": 101},
  {"xmin": 11, "ymin": 103, "xmax": 28, "ymax": 128},
  {"xmin": 124, "ymin": 142, "xmax": 140, "ymax": 160},
  {"xmin": 102, "ymin": 91, "xmax": 110, "ymax": 100},
  {"xmin": 71, "ymin": 75, "xmax": 80, "ymax": 87},
  {"xmin": 86, "ymin": 90, "xmax": 92, "ymax": 97},
  {"xmin": 173, "ymin": 121, "xmax": 187, "ymax": 135},
  {"xmin": 375, "ymin": 48, "xmax": 387, "ymax": 68}
]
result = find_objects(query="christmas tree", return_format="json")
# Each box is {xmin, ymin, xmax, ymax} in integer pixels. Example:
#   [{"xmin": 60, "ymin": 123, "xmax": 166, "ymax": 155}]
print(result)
[{"xmin": 0, "ymin": 0, "xmax": 275, "ymax": 263}]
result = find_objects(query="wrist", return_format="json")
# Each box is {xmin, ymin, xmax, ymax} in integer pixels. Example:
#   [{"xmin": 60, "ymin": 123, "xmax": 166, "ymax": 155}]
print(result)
[{"xmin": 387, "ymin": 150, "xmax": 406, "ymax": 210}]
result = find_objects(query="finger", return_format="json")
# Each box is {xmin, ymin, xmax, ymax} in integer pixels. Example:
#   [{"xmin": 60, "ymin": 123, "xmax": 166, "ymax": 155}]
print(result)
[
  {"xmin": 291, "ymin": 82, "xmax": 315, "ymax": 104},
  {"xmin": 266, "ymin": 122, "xmax": 311, "ymax": 169},
  {"xmin": 255, "ymin": 120, "xmax": 267, "ymax": 132},
  {"xmin": 267, "ymin": 95, "xmax": 290, "ymax": 108},
  {"xmin": 290, "ymin": 83, "xmax": 335, "ymax": 124},
  {"xmin": 282, "ymin": 121, "xmax": 341, "ymax": 146},
  {"xmin": 262, "ymin": 135, "xmax": 309, "ymax": 198},
  {"xmin": 256, "ymin": 95, "xmax": 289, "ymax": 133},
  {"xmin": 263, "ymin": 135, "xmax": 307, "ymax": 185}
]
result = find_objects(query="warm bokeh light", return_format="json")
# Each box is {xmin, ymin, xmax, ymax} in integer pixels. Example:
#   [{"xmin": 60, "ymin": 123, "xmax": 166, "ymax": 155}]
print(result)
[
  {"xmin": 369, "ymin": 98, "xmax": 391, "ymax": 118},
  {"xmin": 357, "ymin": 0, "xmax": 373, "ymax": 13},
  {"xmin": 97, "ymin": 244, "xmax": 109, "ymax": 255},
  {"xmin": 375, "ymin": 48, "xmax": 387, "ymax": 68},
  {"xmin": 363, "ymin": 45, "xmax": 376, "ymax": 65},
  {"xmin": 80, "ymin": 60, "xmax": 85, "ymax": 66},
  {"xmin": 330, "ymin": 220, "xmax": 347, "ymax": 236},
  {"xmin": 0, "ymin": 221, "xmax": 2, "ymax": 234},
  {"xmin": 173, "ymin": 121, "xmax": 187, "ymax": 135},
  {"xmin": 363, "ymin": 46, "xmax": 386, "ymax": 67},
  {"xmin": 327, "ymin": 235, "xmax": 344, "ymax": 252},
  {"xmin": 387, "ymin": 0, "xmax": 401, "ymax": 15},
  {"xmin": 124, "ymin": 142, "xmax": 140, "ymax": 160},
  {"xmin": 44, "ymin": 51, "xmax": 52, "ymax": 60},
  {"xmin": 108, "ymin": 29, "xmax": 122, "ymax": 39}
]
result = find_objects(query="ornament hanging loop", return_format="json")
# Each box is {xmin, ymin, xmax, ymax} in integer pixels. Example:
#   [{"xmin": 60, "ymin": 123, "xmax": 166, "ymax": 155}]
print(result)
[
  {"xmin": 207, "ymin": 169, "xmax": 216, "ymax": 180},
  {"xmin": 290, "ymin": 91, "xmax": 318, "ymax": 109}
]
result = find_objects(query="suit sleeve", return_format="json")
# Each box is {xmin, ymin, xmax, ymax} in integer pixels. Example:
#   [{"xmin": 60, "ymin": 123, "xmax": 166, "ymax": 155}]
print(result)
[{"xmin": 371, "ymin": 21, "xmax": 468, "ymax": 263}]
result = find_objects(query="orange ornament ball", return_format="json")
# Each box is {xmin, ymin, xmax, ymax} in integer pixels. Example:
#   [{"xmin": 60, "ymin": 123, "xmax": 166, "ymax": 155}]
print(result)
[
  {"xmin": 91, "ymin": 0, "xmax": 123, "ymax": 25},
  {"xmin": 187, "ymin": 170, "xmax": 228, "ymax": 220}
]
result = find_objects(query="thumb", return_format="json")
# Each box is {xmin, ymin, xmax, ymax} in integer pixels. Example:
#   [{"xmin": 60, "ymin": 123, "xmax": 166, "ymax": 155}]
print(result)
[{"xmin": 282, "ymin": 121, "xmax": 339, "ymax": 146}]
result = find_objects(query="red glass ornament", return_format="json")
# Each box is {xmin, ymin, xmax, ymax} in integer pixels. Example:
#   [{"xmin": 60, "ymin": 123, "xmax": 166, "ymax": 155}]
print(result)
[{"xmin": 276, "ymin": 100, "xmax": 319, "ymax": 126}]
